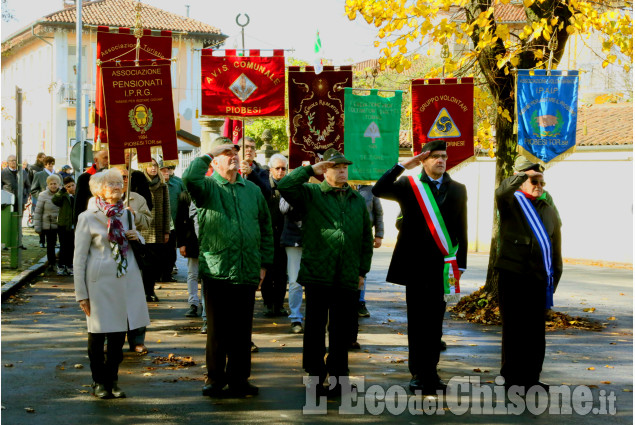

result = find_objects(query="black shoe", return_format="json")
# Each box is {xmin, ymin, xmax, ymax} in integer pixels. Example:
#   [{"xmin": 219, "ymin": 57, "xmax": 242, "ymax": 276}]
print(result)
[
  {"xmin": 111, "ymin": 382, "xmax": 126, "ymax": 398},
  {"xmin": 161, "ymin": 276, "xmax": 177, "ymax": 283},
  {"xmin": 92, "ymin": 382, "xmax": 112, "ymax": 399},
  {"xmin": 358, "ymin": 302, "xmax": 370, "ymax": 317},
  {"xmin": 349, "ymin": 341, "xmax": 361, "ymax": 350},
  {"xmin": 201, "ymin": 320, "xmax": 207, "ymax": 334},
  {"xmin": 19, "ymin": 245, "xmax": 27, "ymax": 250},
  {"xmin": 39, "ymin": 243, "xmax": 45, "ymax": 248},
  {"xmin": 202, "ymin": 383, "xmax": 226, "ymax": 398},
  {"xmin": 250, "ymin": 341, "xmax": 259, "ymax": 353},
  {"xmin": 290, "ymin": 322, "xmax": 304, "ymax": 334},
  {"xmin": 327, "ymin": 382, "xmax": 357, "ymax": 398},
  {"xmin": 409, "ymin": 377, "xmax": 447, "ymax": 395},
  {"xmin": 274, "ymin": 307, "xmax": 288, "ymax": 317},
  {"xmin": 263, "ymin": 306, "xmax": 276, "ymax": 317},
  {"xmin": 146, "ymin": 294, "xmax": 159, "ymax": 302},
  {"xmin": 185, "ymin": 305, "xmax": 198, "ymax": 317},
  {"xmin": 440, "ymin": 339, "xmax": 447, "ymax": 351},
  {"xmin": 228, "ymin": 382, "xmax": 259, "ymax": 397}
]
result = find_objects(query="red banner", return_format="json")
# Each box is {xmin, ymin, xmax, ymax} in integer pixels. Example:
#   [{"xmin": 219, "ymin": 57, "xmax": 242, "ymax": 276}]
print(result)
[
  {"xmin": 411, "ymin": 78, "xmax": 474, "ymax": 170},
  {"xmin": 201, "ymin": 49, "xmax": 285, "ymax": 117},
  {"xmin": 95, "ymin": 27, "xmax": 172, "ymax": 150},
  {"xmin": 222, "ymin": 118, "xmax": 243, "ymax": 143},
  {"xmin": 101, "ymin": 65, "xmax": 177, "ymax": 166},
  {"xmin": 287, "ymin": 66, "xmax": 352, "ymax": 170}
]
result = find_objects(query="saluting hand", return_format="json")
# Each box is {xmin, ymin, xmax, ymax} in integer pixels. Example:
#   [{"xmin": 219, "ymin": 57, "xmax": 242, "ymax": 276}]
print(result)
[
  {"xmin": 524, "ymin": 169, "xmax": 543, "ymax": 178},
  {"xmin": 240, "ymin": 160, "xmax": 252, "ymax": 175},
  {"xmin": 311, "ymin": 161, "xmax": 336, "ymax": 175},
  {"xmin": 400, "ymin": 151, "xmax": 430, "ymax": 170}
]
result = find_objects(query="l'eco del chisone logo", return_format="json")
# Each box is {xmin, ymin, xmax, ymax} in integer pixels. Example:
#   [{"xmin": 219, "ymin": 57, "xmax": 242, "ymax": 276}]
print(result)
[{"xmin": 129, "ymin": 104, "xmax": 154, "ymax": 134}]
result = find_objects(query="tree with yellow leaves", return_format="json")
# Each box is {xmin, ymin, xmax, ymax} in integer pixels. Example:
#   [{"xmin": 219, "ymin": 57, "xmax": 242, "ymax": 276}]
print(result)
[{"xmin": 346, "ymin": 0, "xmax": 632, "ymax": 294}]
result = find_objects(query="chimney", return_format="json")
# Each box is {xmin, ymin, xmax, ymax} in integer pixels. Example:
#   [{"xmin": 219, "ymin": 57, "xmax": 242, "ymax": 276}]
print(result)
[{"xmin": 185, "ymin": 5, "xmax": 190, "ymax": 17}]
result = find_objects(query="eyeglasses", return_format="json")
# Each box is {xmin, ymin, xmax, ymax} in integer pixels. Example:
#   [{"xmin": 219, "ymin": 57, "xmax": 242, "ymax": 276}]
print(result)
[
  {"xmin": 122, "ymin": 176, "xmax": 129, "ymax": 180},
  {"xmin": 530, "ymin": 180, "xmax": 546, "ymax": 187},
  {"xmin": 244, "ymin": 145, "xmax": 256, "ymax": 150},
  {"xmin": 430, "ymin": 154, "xmax": 448, "ymax": 160},
  {"xmin": 106, "ymin": 182, "xmax": 124, "ymax": 189},
  {"xmin": 272, "ymin": 167, "xmax": 287, "ymax": 171}
]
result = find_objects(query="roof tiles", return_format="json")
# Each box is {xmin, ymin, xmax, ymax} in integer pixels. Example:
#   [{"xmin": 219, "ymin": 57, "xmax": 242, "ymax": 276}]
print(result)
[{"xmin": 44, "ymin": 0, "xmax": 222, "ymax": 34}]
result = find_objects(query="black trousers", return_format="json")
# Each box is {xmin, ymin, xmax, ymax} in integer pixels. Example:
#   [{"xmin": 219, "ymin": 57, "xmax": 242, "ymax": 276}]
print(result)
[
  {"xmin": 405, "ymin": 270, "xmax": 446, "ymax": 381},
  {"xmin": 203, "ymin": 277, "xmax": 256, "ymax": 386},
  {"xmin": 161, "ymin": 230, "xmax": 177, "ymax": 280},
  {"xmin": 58, "ymin": 227, "xmax": 74, "ymax": 268},
  {"xmin": 303, "ymin": 285, "xmax": 358, "ymax": 384},
  {"xmin": 351, "ymin": 289, "xmax": 361, "ymax": 343},
  {"xmin": 42, "ymin": 229, "xmax": 59, "ymax": 266},
  {"xmin": 498, "ymin": 269, "xmax": 547, "ymax": 385},
  {"xmin": 260, "ymin": 245, "xmax": 288, "ymax": 310},
  {"xmin": 142, "ymin": 243, "xmax": 164, "ymax": 295},
  {"xmin": 88, "ymin": 332, "xmax": 126, "ymax": 386}
]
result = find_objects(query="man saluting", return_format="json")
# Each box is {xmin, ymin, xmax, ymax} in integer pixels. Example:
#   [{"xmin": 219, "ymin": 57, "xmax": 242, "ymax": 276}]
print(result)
[{"xmin": 373, "ymin": 140, "xmax": 467, "ymax": 395}]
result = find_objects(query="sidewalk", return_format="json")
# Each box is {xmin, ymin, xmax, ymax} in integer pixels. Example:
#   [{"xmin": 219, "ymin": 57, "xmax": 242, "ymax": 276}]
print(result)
[{"xmin": 1, "ymin": 249, "xmax": 632, "ymax": 424}]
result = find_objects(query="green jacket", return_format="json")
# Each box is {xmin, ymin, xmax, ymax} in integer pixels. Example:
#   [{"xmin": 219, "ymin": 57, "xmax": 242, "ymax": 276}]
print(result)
[
  {"xmin": 182, "ymin": 156, "xmax": 274, "ymax": 286},
  {"xmin": 277, "ymin": 166, "xmax": 374, "ymax": 291},
  {"xmin": 51, "ymin": 189, "xmax": 75, "ymax": 229}
]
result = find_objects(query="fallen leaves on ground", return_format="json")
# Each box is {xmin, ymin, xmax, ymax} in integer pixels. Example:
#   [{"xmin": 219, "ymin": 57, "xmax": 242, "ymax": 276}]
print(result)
[
  {"xmin": 450, "ymin": 288, "xmax": 605, "ymax": 331},
  {"xmin": 152, "ymin": 353, "xmax": 196, "ymax": 368}
]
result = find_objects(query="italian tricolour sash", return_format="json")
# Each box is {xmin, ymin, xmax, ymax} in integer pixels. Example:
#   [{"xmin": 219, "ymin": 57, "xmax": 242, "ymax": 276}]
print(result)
[
  {"xmin": 408, "ymin": 176, "xmax": 460, "ymax": 300},
  {"xmin": 513, "ymin": 191, "xmax": 555, "ymax": 309}
]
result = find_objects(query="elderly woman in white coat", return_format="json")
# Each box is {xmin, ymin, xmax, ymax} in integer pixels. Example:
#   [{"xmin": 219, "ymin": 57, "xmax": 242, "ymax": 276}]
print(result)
[{"xmin": 74, "ymin": 169, "xmax": 150, "ymax": 399}]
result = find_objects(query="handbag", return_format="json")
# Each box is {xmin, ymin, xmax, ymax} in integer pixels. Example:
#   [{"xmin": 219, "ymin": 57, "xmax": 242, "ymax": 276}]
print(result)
[{"xmin": 126, "ymin": 210, "xmax": 152, "ymax": 268}]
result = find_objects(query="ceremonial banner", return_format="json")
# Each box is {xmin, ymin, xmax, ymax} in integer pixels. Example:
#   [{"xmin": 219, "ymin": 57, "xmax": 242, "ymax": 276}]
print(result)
[
  {"xmin": 288, "ymin": 66, "xmax": 352, "ymax": 169},
  {"xmin": 344, "ymin": 88, "xmax": 403, "ymax": 182},
  {"xmin": 222, "ymin": 118, "xmax": 243, "ymax": 143},
  {"xmin": 411, "ymin": 78, "xmax": 474, "ymax": 170},
  {"xmin": 201, "ymin": 49, "xmax": 285, "ymax": 117},
  {"xmin": 516, "ymin": 70, "xmax": 579, "ymax": 164},
  {"xmin": 101, "ymin": 65, "xmax": 177, "ymax": 166},
  {"xmin": 95, "ymin": 27, "xmax": 172, "ymax": 155}
]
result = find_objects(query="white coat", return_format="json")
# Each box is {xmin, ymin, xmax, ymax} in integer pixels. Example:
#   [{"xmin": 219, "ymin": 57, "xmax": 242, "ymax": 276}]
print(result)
[{"xmin": 74, "ymin": 197, "xmax": 150, "ymax": 333}]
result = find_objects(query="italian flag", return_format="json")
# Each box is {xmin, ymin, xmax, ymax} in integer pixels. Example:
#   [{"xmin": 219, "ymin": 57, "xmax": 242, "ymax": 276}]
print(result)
[{"xmin": 313, "ymin": 30, "xmax": 323, "ymax": 74}]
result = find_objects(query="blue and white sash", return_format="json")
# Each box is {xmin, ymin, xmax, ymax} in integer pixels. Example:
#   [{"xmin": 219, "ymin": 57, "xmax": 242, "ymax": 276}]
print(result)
[{"xmin": 514, "ymin": 191, "xmax": 554, "ymax": 309}]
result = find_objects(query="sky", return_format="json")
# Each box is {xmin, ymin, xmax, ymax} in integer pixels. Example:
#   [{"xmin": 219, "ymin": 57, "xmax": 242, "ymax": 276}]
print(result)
[{"xmin": 1, "ymin": 0, "xmax": 383, "ymax": 64}]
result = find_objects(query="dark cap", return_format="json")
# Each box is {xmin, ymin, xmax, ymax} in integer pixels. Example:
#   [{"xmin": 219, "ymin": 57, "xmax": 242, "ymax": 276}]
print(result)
[
  {"xmin": 210, "ymin": 137, "xmax": 240, "ymax": 157},
  {"xmin": 514, "ymin": 155, "xmax": 544, "ymax": 173},
  {"xmin": 422, "ymin": 139, "xmax": 447, "ymax": 153},
  {"xmin": 323, "ymin": 148, "xmax": 352, "ymax": 165},
  {"xmin": 157, "ymin": 159, "xmax": 166, "ymax": 169},
  {"xmin": 61, "ymin": 164, "xmax": 72, "ymax": 171}
]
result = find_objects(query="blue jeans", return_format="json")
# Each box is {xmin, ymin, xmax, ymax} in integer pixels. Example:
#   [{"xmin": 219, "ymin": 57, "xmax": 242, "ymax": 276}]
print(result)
[
  {"xmin": 359, "ymin": 277, "xmax": 367, "ymax": 303},
  {"xmin": 286, "ymin": 247, "xmax": 303, "ymax": 322}
]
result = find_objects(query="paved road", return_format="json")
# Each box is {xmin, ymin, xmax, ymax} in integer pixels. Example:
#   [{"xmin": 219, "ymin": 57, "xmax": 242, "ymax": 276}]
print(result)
[{"xmin": 1, "ymin": 249, "xmax": 632, "ymax": 424}]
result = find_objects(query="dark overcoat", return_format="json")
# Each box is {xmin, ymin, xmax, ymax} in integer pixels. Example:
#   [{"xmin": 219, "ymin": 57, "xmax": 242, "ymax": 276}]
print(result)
[{"xmin": 372, "ymin": 165, "xmax": 468, "ymax": 286}]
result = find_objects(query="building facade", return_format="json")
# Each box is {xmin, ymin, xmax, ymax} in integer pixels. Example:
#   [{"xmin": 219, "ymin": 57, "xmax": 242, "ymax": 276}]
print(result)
[{"xmin": 1, "ymin": 0, "xmax": 225, "ymax": 165}]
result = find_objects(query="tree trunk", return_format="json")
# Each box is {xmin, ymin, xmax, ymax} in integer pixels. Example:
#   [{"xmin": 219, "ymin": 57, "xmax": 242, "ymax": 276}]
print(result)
[{"xmin": 483, "ymin": 98, "xmax": 516, "ymax": 296}]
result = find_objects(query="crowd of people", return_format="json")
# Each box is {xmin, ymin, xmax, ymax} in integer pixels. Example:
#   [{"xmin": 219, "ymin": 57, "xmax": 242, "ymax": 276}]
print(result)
[{"xmin": 1, "ymin": 138, "xmax": 562, "ymax": 401}]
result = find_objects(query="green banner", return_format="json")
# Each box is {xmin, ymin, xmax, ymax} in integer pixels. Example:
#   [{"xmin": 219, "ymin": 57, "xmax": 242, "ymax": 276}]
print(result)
[{"xmin": 344, "ymin": 88, "xmax": 402, "ymax": 182}]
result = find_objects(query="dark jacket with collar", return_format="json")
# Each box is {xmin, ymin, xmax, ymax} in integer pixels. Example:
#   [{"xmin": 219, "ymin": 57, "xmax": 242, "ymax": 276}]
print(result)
[
  {"xmin": 372, "ymin": 165, "xmax": 468, "ymax": 286},
  {"xmin": 277, "ymin": 166, "xmax": 374, "ymax": 291},
  {"xmin": 174, "ymin": 191, "xmax": 199, "ymax": 259},
  {"xmin": 494, "ymin": 173, "xmax": 563, "ymax": 288},
  {"xmin": 1, "ymin": 167, "xmax": 30, "ymax": 209}
]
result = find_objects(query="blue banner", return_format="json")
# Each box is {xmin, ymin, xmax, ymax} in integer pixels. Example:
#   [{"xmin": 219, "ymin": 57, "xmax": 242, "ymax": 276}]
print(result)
[{"xmin": 516, "ymin": 70, "xmax": 579, "ymax": 163}]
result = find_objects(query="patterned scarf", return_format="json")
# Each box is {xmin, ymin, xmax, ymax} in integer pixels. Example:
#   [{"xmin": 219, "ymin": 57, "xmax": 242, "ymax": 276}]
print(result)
[{"xmin": 96, "ymin": 197, "xmax": 128, "ymax": 277}]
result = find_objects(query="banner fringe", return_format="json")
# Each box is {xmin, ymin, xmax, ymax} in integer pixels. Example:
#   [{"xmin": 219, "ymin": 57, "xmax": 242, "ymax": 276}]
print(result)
[
  {"xmin": 447, "ymin": 154, "xmax": 477, "ymax": 175},
  {"xmin": 444, "ymin": 293, "xmax": 461, "ymax": 303},
  {"xmin": 517, "ymin": 144, "xmax": 577, "ymax": 170},
  {"xmin": 348, "ymin": 180, "xmax": 376, "ymax": 185}
]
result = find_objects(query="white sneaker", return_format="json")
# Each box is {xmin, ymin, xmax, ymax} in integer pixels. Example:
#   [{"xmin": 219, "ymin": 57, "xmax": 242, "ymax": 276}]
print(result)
[
  {"xmin": 56, "ymin": 266, "xmax": 65, "ymax": 276},
  {"xmin": 65, "ymin": 266, "xmax": 73, "ymax": 276}
]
